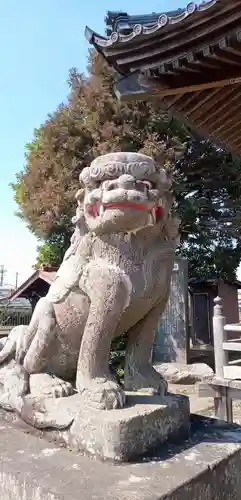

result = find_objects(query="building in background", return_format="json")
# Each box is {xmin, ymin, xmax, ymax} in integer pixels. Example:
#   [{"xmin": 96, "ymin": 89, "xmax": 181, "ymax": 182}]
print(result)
[
  {"xmin": 0, "ymin": 284, "xmax": 32, "ymax": 335},
  {"xmin": 8, "ymin": 266, "xmax": 57, "ymax": 312},
  {"xmin": 189, "ymin": 279, "xmax": 241, "ymax": 348}
]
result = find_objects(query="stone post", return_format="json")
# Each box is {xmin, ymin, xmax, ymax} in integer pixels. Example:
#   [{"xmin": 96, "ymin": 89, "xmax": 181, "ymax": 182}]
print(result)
[
  {"xmin": 213, "ymin": 296, "xmax": 232, "ymax": 422},
  {"xmin": 213, "ymin": 296, "xmax": 227, "ymax": 378}
]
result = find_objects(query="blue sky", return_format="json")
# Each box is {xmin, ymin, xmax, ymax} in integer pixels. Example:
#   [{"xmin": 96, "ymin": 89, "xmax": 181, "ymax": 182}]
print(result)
[{"xmin": 2, "ymin": 0, "xmax": 231, "ymax": 287}]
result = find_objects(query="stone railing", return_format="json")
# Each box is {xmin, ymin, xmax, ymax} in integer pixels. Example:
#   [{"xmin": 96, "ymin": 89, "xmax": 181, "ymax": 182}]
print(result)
[{"xmin": 198, "ymin": 296, "xmax": 241, "ymax": 423}]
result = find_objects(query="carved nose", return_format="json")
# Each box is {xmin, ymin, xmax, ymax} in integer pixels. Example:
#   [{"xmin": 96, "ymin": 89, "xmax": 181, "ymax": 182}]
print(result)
[{"xmin": 118, "ymin": 174, "xmax": 136, "ymax": 189}]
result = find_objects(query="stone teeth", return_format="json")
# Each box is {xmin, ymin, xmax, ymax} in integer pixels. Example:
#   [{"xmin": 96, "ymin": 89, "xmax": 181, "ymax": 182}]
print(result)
[
  {"xmin": 100, "ymin": 204, "xmax": 104, "ymax": 216},
  {"xmin": 148, "ymin": 213, "xmax": 154, "ymax": 226}
]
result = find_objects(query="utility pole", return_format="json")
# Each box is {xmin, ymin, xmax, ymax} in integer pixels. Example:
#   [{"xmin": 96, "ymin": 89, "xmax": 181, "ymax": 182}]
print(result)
[
  {"xmin": 15, "ymin": 272, "xmax": 19, "ymax": 290},
  {"xmin": 0, "ymin": 266, "xmax": 6, "ymax": 287}
]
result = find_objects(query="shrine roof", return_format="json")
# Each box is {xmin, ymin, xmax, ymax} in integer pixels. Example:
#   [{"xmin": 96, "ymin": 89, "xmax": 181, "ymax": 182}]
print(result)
[
  {"xmin": 104, "ymin": 8, "xmax": 186, "ymax": 37},
  {"xmin": 86, "ymin": 1, "xmax": 225, "ymax": 75},
  {"xmin": 8, "ymin": 268, "xmax": 57, "ymax": 301},
  {"xmin": 86, "ymin": 1, "xmax": 241, "ymax": 156}
]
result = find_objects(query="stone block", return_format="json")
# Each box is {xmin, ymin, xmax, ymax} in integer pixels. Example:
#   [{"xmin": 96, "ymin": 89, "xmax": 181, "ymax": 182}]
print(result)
[{"xmin": 69, "ymin": 392, "xmax": 190, "ymax": 461}]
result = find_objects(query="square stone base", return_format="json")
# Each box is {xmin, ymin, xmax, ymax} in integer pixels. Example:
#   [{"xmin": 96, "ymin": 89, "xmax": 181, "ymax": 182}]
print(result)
[{"xmin": 69, "ymin": 392, "xmax": 190, "ymax": 461}]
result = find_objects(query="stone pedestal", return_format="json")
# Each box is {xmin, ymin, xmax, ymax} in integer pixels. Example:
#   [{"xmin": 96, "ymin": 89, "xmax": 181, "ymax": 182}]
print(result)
[
  {"xmin": 69, "ymin": 393, "xmax": 190, "ymax": 461},
  {"xmin": 14, "ymin": 391, "xmax": 190, "ymax": 462}
]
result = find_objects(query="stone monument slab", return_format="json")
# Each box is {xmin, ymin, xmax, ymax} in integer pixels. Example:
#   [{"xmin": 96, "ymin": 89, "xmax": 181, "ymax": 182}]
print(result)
[{"xmin": 153, "ymin": 258, "xmax": 189, "ymax": 364}]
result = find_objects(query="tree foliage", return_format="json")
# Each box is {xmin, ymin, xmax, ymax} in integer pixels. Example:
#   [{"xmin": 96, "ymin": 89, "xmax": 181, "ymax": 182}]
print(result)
[
  {"xmin": 11, "ymin": 50, "xmax": 241, "ymax": 280},
  {"xmin": 175, "ymin": 143, "xmax": 241, "ymax": 280}
]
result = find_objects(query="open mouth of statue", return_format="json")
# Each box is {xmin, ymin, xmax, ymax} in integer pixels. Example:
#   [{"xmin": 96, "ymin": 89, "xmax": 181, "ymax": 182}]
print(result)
[
  {"xmin": 86, "ymin": 201, "xmax": 164, "ymax": 220},
  {"xmin": 104, "ymin": 202, "xmax": 151, "ymax": 211}
]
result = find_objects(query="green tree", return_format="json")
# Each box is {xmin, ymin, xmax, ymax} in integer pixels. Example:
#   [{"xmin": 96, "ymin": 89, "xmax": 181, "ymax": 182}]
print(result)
[
  {"xmin": 11, "ymin": 50, "xmax": 241, "ymax": 280},
  {"xmin": 175, "ymin": 142, "xmax": 241, "ymax": 280}
]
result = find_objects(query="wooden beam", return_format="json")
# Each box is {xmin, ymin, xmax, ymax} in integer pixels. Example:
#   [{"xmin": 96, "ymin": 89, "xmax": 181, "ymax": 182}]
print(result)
[
  {"xmin": 198, "ymin": 88, "xmax": 241, "ymax": 127},
  {"xmin": 154, "ymin": 63, "xmax": 176, "ymax": 76},
  {"xmin": 204, "ymin": 44, "xmax": 241, "ymax": 68},
  {"xmin": 227, "ymin": 135, "xmax": 241, "ymax": 146},
  {"xmin": 194, "ymin": 87, "xmax": 239, "ymax": 126},
  {"xmin": 227, "ymin": 141, "xmax": 241, "ymax": 154},
  {"xmin": 221, "ymin": 129, "xmax": 241, "ymax": 145},
  {"xmin": 148, "ymin": 76, "xmax": 241, "ymax": 98},
  {"xmin": 218, "ymin": 36, "xmax": 241, "ymax": 61},
  {"xmin": 230, "ymin": 143, "xmax": 241, "ymax": 155},
  {"xmin": 199, "ymin": 99, "xmax": 241, "ymax": 133},
  {"xmin": 172, "ymin": 58, "xmax": 200, "ymax": 74},
  {"xmin": 173, "ymin": 91, "xmax": 203, "ymax": 113},
  {"xmin": 228, "ymin": 137, "xmax": 241, "ymax": 148},
  {"xmin": 164, "ymin": 93, "xmax": 186, "ymax": 109},
  {"xmin": 188, "ymin": 88, "xmax": 226, "ymax": 119},
  {"xmin": 185, "ymin": 88, "xmax": 221, "ymax": 117},
  {"xmin": 185, "ymin": 51, "xmax": 220, "ymax": 71},
  {"xmin": 215, "ymin": 114, "xmax": 241, "ymax": 134},
  {"xmin": 219, "ymin": 120, "xmax": 241, "ymax": 141}
]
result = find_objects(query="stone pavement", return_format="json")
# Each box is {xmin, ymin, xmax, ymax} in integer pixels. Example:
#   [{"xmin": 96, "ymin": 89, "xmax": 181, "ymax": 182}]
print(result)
[
  {"xmin": 1, "ymin": 410, "xmax": 241, "ymax": 499},
  {"xmin": 1, "ymin": 387, "xmax": 241, "ymax": 499}
]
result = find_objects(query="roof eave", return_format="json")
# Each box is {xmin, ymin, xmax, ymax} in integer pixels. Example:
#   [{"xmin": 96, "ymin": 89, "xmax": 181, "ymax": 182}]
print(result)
[
  {"xmin": 8, "ymin": 271, "xmax": 40, "ymax": 301},
  {"xmin": 8, "ymin": 270, "xmax": 56, "ymax": 301}
]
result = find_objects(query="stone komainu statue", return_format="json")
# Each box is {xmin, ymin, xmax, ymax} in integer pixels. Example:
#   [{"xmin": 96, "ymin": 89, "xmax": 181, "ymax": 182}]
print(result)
[{"xmin": 0, "ymin": 152, "xmax": 180, "ymax": 414}]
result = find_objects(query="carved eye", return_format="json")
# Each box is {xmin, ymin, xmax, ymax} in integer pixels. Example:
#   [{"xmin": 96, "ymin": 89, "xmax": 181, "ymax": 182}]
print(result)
[{"xmin": 106, "ymin": 183, "xmax": 115, "ymax": 191}]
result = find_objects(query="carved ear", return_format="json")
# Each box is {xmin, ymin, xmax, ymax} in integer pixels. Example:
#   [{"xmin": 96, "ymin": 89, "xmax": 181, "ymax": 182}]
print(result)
[
  {"xmin": 79, "ymin": 167, "xmax": 90, "ymax": 187},
  {"xmin": 75, "ymin": 189, "xmax": 85, "ymax": 204}
]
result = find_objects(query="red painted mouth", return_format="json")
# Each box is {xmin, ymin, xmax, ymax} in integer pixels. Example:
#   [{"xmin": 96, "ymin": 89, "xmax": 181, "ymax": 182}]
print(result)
[
  {"xmin": 104, "ymin": 202, "xmax": 151, "ymax": 211},
  {"xmin": 86, "ymin": 201, "xmax": 164, "ymax": 219}
]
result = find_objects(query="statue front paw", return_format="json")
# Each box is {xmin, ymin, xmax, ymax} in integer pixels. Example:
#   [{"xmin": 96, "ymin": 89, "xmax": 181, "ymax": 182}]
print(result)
[
  {"xmin": 76, "ymin": 376, "xmax": 125, "ymax": 410},
  {"xmin": 125, "ymin": 364, "xmax": 167, "ymax": 396},
  {"xmin": 30, "ymin": 374, "xmax": 75, "ymax": 399}
]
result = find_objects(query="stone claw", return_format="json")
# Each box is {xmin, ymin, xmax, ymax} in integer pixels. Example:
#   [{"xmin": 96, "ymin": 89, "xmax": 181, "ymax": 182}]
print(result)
[
  {"xmin": 77, "ymin": 377, "xmax": 125, "ymax": 410},
  {"xmin": 29, "ymin": 374, "xmax": 75, "ymax": 399}
]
